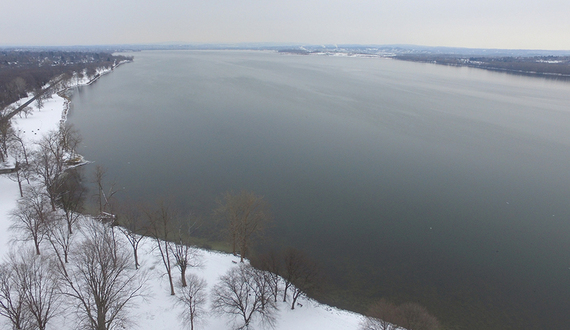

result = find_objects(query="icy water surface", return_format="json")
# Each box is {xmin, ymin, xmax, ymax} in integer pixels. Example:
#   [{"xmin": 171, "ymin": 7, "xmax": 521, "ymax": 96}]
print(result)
[{"xmin": 69, "ymin": 51, "xmax": 570, "ymax": 329}]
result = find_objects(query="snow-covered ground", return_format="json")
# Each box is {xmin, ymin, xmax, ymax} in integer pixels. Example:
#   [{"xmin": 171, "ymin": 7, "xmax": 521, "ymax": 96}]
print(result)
[{"xmin": 0, "ymin": 74, "xmax": 364, "ymax": 330}]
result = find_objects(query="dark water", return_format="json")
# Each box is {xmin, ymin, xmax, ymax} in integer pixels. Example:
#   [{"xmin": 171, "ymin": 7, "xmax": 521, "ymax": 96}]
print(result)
[{"xmin": 69, "ymin": 51, "xmax": 570, "ymax": 329}]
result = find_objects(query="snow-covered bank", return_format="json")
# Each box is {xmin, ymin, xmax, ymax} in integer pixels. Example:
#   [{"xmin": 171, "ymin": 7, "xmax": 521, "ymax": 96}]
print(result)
[
  {"xmin": 0, "ymin": 70, "xmax": 364, "ymax": 330},
  {"xmin": 133, "ymin": 237, "xmax": 362, "ymax": 330},
  {"xmin": 0, "ymin": 93, "xmax": 67, "ymax": 258}
]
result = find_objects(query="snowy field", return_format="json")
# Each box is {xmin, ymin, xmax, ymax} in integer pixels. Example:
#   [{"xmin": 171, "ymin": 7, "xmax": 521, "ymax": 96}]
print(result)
[{"xmin": 0, "ymin": 76, "xmax": 364, "ymax": 330}]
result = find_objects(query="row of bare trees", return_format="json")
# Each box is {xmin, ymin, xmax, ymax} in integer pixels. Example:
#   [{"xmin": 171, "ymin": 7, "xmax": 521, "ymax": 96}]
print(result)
[
  {"xmin": 0, "ymin": 51, "xmax": 133, "ymax": 108},
  {"xmin": 360, "ymin": 299, "xmax": 441, "ymax": 330},
  {"xmin": 109, "ymin": 193, "xmax": 325, "ymax": 330},
  {"xmin": 1, "ymin": 98, "xmax": 151, "ymax": 330},
  {"xmin": 1, "ymin": 120, "xmax": 82, "ymax": 200},
  {"xmin": 206, "ymin": 247, "xmax": 324, "ymax": 330},
  {"xmin": 251, "ymin": 248, "xmax": 323, "ymax": 310},
  {"xmin": 1, "ymin": 217, "xmax": 147, "ymax": 330},
  {"xmin": 0, "ymin": 250, "xmax": 60, "ymax": 330}
]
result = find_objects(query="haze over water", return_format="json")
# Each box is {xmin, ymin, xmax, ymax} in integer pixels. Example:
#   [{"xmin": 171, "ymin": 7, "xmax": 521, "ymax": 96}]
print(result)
[{"xmin": 69, "ymin": 50, "xmax": 570, "ymax": 329}]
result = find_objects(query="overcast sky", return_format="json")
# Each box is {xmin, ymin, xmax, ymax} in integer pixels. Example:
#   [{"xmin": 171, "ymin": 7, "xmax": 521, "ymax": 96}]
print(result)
[{"xmin": 1, "ymin": 0, "xmax": 569, "ymax": 50}]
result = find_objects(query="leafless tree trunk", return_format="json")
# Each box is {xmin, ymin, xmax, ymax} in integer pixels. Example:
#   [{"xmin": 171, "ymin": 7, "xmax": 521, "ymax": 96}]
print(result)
[
  {"xmin": 171, "ymin": 240, "xmax": 202, "ymax": 288},
  {"xmin": 0, "ymin": 261, "xmax": 30, "ymax": 330},
  {"xmin": 21, "ymin": 106, "xmax": 33, "ymax": 118},
  {"xmin": 0, "ymin": 114, "xmax": 13, "ymax": 163},
  {"xmin": 170, "ymin": 218, "xmax": 202, "ymax": 287},
  {"xmin": 33, "ymin": 88, "xmax": 45, "ymax": 111},
  {"xmin": 147, "ymin": 202, "xmax": 175, "ymax": 295},
  {"xmin": 58, "ymin": 124, "xmax": 81, "ymax": 159},
  {"xmin": 11, "ymin": 251, "xmax": 61, "ymax": 330},
  {"xmin": 56, "ymin": 167, "xmax": 86, "ymax": 235},
  {"xmin": 251, "ymin": 250, "xmax": 282, "ymax": 303},
  {"xmin": 176, "ymin": 273, "xmax": 207, "ymax": 330},
  {"xmin": 93, "ymin": 165, "xmax": 118, "ymax": 217},
  {"xmin": 8, "ymin": 128, "xmax": 30, "ymax": 167},
  {"xmin": 281, "ymin": 248, "xmax": 321, "ymax": 310},
  {"xmin": 31, "ymin": 130, "xmax": 67, "ymax": 211},
  {"xmin": 211, "ymin": 264, "xmax": 277, "ymax": 330},
  {"xmin": 7, "ymin": 130, "xmax": 31, "ymax": 197},
  {"xmin": 116, "ymin": 202, "xmax": 147, "ymax": 270},
  {"xmin": 30, "ymin": 126, "xmax": 81, "ymax": 212},
  {"xmin": 45, "ymin": 214, "xmax": 75, "ymax": 276},
  {"xmin": 9, "ymin": 186, "xmax": 54, "ymax": 255},
  {"xmin": 214, "ymin": 191, "xmax": 271, "ymax": 263},
  {"xmin": 0, "ymin": 250, "xmax": 61, "ymax": 330},
  {"xmin": 60, "ymin": 220, "xmax": 146, "ymax": 330}
]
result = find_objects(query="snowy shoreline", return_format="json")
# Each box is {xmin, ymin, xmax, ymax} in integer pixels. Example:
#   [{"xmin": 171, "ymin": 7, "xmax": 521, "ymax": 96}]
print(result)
[{"xmin": 0, "ymin": 63, "xmax": 364, "ymax": 330}]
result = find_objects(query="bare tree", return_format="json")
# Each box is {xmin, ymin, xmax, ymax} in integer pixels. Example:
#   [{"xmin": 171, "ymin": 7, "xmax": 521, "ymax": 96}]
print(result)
[
  {"xmin": 251, "ymin": 250, "xmax": 282, "ymax": 303},
  {"xmin": 0, "ymin": 260, "xmax": 30, "ymax": 330},
  {"xmin": 281, "ymin": 248, "xmax": 322, "ymax": 310},
  {"xmin": 10, "ymin": 251, "xmax": 61, "ymax": 330},
  {"xmin": 171, "ymin": 239, "xmax": 202, "ymax": 288},
  {"xmin": 7, "ymin": 77, "xmax": 27, "ymax": 104},
  {"xmin": 86, "ymin": 67, "xmax": 97, "ymax": 82},
  {"xmin": 359, "ymin": 299, "xmax": 402, "ymax": 330},
  {"xmin": 33, "ymin": 88, "xmax": 45, "ymax": 111},
  {"xmin": 9, "ymin": 160, "xmax": 27, "ymax": 198},
  {"xmin": 211, "ymin": 264, "xmax": 277, "ymax": 330},
  {"xmin": 116, "ymin": 202, "xmax": 147, "ymax": 270},
  {"xmin": 7, "ymin": 131, "xmax": 31, "ymax": 198},
  {"xmin": 31, "ymin": 131, "xmax": 65, "ymax": 211},
  {"xmin": 55, "ymin": 167, "xmax": 86, "ymax": 234},
  {"xmin": 10, "ymin": 186, "xmax": 54, "ymax": 255},
  {"xmin": 170, "ymin": 218, "xmax": 202, "ymax": 287},
  {"xmin": 60, "ymin": 220, "xmax": 146, "ymax": 330},
  {"xmin": 45, "ymin": 214, "xmax": 75, "ymax": 276},
  {"xmin": 21, "ymin": 106, "xmax": 33, "ymax": 119},
  {"xmin": 176, "ymin": 273, "xmax": 207, "ymax": 330},
  {"xmin": 0, "ymin": 250, "xmax": 61, "ymax": 330},
  {"xmin": 214, "ymin": 191, "xmax": 271, "ymax": 263},
  {"xmin": 9, "ymin": 129, "xmax": 30, "ymax": 167},
  {"xmin": 29, "ymin": 127, "xmax": 82, "ymax": 212},
  {"xmin": 74, "ymin": 71, "xmax": 84, "ymax": 86},
  {"xmin": 397, "ymin": 302, "xmax": 441, "ymax": 330},
  {"xmin": 58, "ymin": 124, "xmax": 81, "ymax": 160},
  {"xmin": 147, "ymin": 202, "xmax": 175, "ymax": 295},
  {"xmin": 360, "ymin": 300, "xmax": 441, "ymax": 330},
  {"xmin": 93, "ymin": 165, "xmax": 118, "ymax": 216},
  {"xmin": 0, "ymin": 115, "xmax": 12, "ymax": 163}
]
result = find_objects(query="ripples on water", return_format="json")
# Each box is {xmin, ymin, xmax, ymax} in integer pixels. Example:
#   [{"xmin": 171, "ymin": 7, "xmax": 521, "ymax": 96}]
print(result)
[{"xmin": 69, "ymin": 51, "xmax": 570, "ymax": 329}]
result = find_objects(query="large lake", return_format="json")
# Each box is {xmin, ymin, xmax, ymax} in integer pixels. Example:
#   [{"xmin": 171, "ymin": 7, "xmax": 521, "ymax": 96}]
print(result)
[{"xmin": 69, "ymin": 51, "xmax": 570, "ymax": 329}]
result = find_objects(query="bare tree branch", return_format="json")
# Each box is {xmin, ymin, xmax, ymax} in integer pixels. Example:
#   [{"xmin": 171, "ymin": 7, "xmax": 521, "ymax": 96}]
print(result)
[
  {"xmin": 146, "ymin": 201, "xmax": 175, "ymax": 295},
  {"xmin": 214, "ymin": 191, "xmax": 271, "ymax": 263},
  {"xmin": 9, "ymin": 186, "xmax": 54, "ymax": 255},
  {"xmin": 176, "ymin": 273, "xmax": 207, "ymax": 330},
  {"xmin": 59, "ymin": 220, "xmax": 146, "ymax": 330},
  {"xmin": 211, "ymin": 264, "xmax": 277, "ymax": 330}
]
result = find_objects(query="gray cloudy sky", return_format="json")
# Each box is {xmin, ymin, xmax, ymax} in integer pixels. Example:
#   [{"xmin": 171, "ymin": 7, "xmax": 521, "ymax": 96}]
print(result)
[{"xmin": 1, "ymin": 0, "xmax": 569, "ymax": 49}]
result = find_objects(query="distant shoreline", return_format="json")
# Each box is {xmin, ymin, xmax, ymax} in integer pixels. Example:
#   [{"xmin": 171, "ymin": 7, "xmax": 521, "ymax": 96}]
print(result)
[
  {"xmin": 393, "ymin": 55, "xmax": 570, "ymax": 80},
  {"xmin": 277, "ymin": 49, "xmax": 570, "ymax": 80}
]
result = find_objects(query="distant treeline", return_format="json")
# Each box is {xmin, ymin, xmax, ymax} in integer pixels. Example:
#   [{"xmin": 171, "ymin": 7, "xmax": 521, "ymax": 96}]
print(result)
[
  {"xmin": 395, "ymin": 54, "xmax": 570, "ymax": 77},
  {"xmin": 0, "ymin": 51, "xmax": 133, "ymax": 108},
  {"xmin": 277, "ymin": 49, "xmax": 310, "ymax": 55}
]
